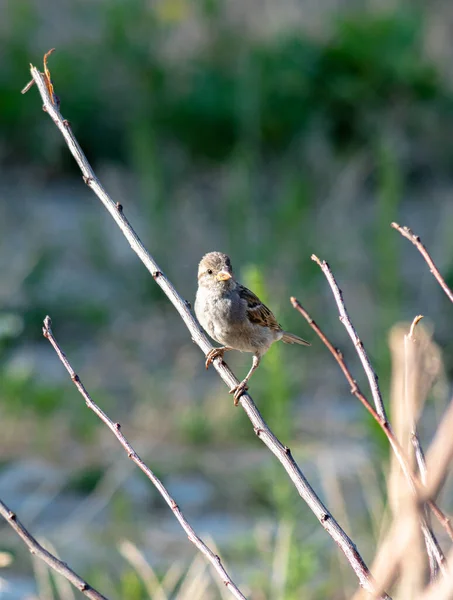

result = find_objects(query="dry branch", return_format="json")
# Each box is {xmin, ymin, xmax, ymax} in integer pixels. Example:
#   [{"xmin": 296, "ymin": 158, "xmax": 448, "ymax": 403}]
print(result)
[
  {"xmin": 390, "ymin": 222, "xmax": 453, "ymax": 534},
  {"xmin": 0, "ymin": 499, "xmax": 108, "ymax": 600},
  {"xmin": 290, "ymin": 297, "xmax": 447, "ymax": 576},
  {"xmin": 391, "ymin": 223, "xmax": 453, "ymax": 304},
  {"xmin": 24, "ymin": 56, "xmax": 388, "ymax": 598},
  {"xmin": 307, "ymin": 255, "xmax": 453, "ymax": 542},
  {"xmin": 310, "ymin": 254, "xmax": 387, "ymax": 421},
  {"xmin": 42, "ymin": 316, "xmax": 246, "ymax": 600}
]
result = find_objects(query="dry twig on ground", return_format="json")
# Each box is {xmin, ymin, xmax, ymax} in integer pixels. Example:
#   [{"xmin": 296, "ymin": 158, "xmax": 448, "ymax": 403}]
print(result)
[
  {"xmin": 0, "ymin": 499, "xmax": 108, "ymax": 600},
  {"xmin": 21, "ymin": 53, "xmax": 389, "ymax": 598}
]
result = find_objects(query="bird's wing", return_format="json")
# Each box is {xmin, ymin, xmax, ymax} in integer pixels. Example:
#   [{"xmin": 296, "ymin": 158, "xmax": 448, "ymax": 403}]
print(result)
[{"xmin": 238, "ymin": 285, "xmax": 282, "ymax": 332}]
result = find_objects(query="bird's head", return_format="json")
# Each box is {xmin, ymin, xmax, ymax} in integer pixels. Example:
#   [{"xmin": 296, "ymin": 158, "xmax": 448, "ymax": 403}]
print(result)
[{"xmin": 197, "ymin": 252, "xmax": 235, "ymax": 291}]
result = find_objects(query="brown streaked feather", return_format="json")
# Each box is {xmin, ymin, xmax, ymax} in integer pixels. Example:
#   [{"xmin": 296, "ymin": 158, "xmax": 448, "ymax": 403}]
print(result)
[{"xmin": 238, "ymin": 285, "xmax": 282, "ymax": 332}]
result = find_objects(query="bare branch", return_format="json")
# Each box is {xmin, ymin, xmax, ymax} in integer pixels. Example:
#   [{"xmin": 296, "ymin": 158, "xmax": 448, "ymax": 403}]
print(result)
[
  {"xmin": 391, "ymin": 222, "xmax": 453, "ymax": 304},
  {"xmin": 308, "ymin": 256, "xmax": 453, "ymax": 542},
  {"xmin": 311, "ymin": 254, "xmax": 387, "ymax": 422},
  {"xmin": 24, "ymin": 57, "xmax": 389, "ymax": 598},
  {"xmin": 291, "ymin": 297, "xmax": 448, "ymax": 575},
  {"xmin": 0, "ymin": 499, "xmax": 108, "ymax": 600},
  {"xmin": 42, "ymin": 316, "xmax": 246, "ymax": 600}
]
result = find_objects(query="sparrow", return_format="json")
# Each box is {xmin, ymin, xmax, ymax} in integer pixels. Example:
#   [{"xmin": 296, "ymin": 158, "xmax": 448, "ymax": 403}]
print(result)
[{"xmin": 195, "ymin": 252, "xmax": 310, "ymax": 404}]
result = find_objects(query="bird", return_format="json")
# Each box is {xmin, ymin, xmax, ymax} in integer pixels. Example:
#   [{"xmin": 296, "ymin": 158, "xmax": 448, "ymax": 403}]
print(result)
[{"xmin": 194, "ymin": 251, "xmax": 310, "ymax": 404}]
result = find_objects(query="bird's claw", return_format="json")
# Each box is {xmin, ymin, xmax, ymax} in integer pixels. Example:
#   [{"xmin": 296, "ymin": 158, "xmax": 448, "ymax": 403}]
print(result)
[
  {"xmin": 205, "ymin": 347, "xmax": 225, "ymax": 370},
  {"xmin": 229, "ymin": 381, "xmax": 248, "ymax": 406}
]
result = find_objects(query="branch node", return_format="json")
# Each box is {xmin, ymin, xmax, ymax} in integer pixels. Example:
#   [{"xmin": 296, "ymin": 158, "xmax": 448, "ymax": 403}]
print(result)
[
  {"xmin": 152, "ymin": 270, "xmax": 162, "ymax": 279},
  {"xmin": 321, "ymin": 513, "xmax": 330, "ymax": 523},
  {"xmin": 116, "ymin": 202, "xmax": 123, "ymax": 213},
  {"xmin": 83, "ymin": 175, "xmax": 93, "ymax": 186},
  {"xmin": 71, "ymin": 373, "xmax": 80, "ymax": 383},
  {"xmin": 114, "ymin": 422, "xmax": 121, "ymax": 431},
  {"xmin": 253, "ymin": 426, "xmax": 264, "ymax": 436}
]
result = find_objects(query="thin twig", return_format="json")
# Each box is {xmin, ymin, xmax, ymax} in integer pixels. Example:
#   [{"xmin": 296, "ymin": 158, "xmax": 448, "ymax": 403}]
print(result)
[
  {"xmin": 42, "ymin": 316, "xmax": 246, "ymax": 600},
  {"xmin": 24, "ymin": 57, "xmax": 389, "ymax": 598},
  {"xmin": 311, "ymin": 254, "xmax": 387, "ymax": 421},
  {"xmin": 308, "ymin": 256, "xmax": 453, "ymax": 542},
  {"xmin": 291, "ymin": 297, "xmax": 448, "ymax": 576},
  {"xmin": 0, "ymin": 499, "xmax": 108, "ymax": 600},
  {"xmin": 390, "ymin": 222, "xmax": 453, "ymax": 540},
  {"xmin": 391, "ymin": 223, "xmax": 453, "ymax": 304}
]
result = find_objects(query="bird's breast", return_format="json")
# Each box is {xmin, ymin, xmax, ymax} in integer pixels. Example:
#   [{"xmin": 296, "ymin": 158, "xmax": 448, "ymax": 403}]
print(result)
[
  {"xmin": 195, "ymin": 287, "xmax": 277, "ymax": 353},
  {"xmin": 195, "ymin": 289, "xmax": 242, "ymax": 343}
]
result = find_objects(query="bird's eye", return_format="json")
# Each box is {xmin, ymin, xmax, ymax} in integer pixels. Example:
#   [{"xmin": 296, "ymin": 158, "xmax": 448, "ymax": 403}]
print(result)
[{"xmin": 207, "ymin": 269, "xmax": 213, "ymax": 275}]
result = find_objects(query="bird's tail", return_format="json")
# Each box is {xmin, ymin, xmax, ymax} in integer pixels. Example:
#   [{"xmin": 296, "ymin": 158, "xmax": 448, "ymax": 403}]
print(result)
[{"xmin": 281, "ymin": 331, "xmax": 310, "ymax": 346}]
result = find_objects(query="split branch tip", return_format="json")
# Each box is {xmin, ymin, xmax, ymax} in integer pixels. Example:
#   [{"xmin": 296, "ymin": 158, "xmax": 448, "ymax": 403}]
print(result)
[{"xmin": 409, "ymin": 315, "xmax": 424, "ymax": 339}]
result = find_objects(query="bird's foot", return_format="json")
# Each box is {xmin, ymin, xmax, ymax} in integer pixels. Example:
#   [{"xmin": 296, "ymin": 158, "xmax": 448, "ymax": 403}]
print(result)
[
  {"xmin": 229, "ymin": 380, "xmax": 249, "ymax": 406},
  {"xmin": 205, "ymin": 347, "xmax": 227, "ymax": 370}
]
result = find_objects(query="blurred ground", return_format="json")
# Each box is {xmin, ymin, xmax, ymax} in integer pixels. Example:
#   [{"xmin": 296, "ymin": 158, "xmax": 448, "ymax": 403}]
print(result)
[{"xmin": 1, "ymin": 1, "xmax": 453, "ymax": 598}]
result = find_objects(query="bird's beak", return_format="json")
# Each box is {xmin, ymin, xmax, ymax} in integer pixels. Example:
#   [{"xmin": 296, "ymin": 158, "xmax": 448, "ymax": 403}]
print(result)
[{"xmin": 216, "ymin": 270, "xmax": 232, "ymax": 282}]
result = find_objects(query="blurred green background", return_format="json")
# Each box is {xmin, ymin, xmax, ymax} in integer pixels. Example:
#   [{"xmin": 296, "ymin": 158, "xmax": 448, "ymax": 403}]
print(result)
[{"xmin": 1, "ymin": 0, "xmax": 453, "ymax": 598}]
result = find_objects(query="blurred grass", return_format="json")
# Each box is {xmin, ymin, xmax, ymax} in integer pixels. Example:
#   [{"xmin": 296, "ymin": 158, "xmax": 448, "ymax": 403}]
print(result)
[
  {"xmin": 1, "ymin": 3, "xmax": 448, "ymax": 165},
  {"xmin": 1, "ymin": 0, "xmax": 452, "ymax": 458},
  {"xmin": 1, "ymin": 2, "xmax": 453, "ymax": 596},
  {"xmin": 1, "ymin": 0, "xmax": 451, "ymax": 456}
]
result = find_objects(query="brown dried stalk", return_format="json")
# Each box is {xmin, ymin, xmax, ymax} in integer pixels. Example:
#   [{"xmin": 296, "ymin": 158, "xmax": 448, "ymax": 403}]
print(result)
[
  {"xmin": 391, "ymin": 222, "xmax": 453, "ymax": 529},
  {"xmin": 0, "ymin": 499, "xmax": 108, "ymax": 600},
  {"xmin": 290, "ymin": 297, "xmax": 447, "ymax": 576},
  {"xmin": 403, "ymin": 317, "xmax": 439, "ymax": 582},
  {"xmin": 307, "ymin": 255, "xmax": 453, "ymax": 542},
  {"xmin": 23, "ymin": 56, "xmax": 388, "ymax": 598},
  {"xmin": 418, "ymin": 546, "xmax": 453, "ymax": 600},
  {"xmin": 42, "ymin": 317, "xmax": 246, "ymax": 600},
  {"xmin": 423, "ymin": 398, "xmax": 453, "ymax": 504},
  {"xmin": 391, "ymin": 223, "xmax": 453, "ymax": 304}
]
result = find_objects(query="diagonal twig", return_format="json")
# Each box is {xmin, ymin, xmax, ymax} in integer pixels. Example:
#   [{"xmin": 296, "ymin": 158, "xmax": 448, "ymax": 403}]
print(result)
[
  {"xmin": 311, "ymin": 254, "xmax": 387, "ymax": 422},
  {"xmin": 23, "ymin": 55, "xmax": 389, "ymax": 598},
  {"xmin": 0, "ymin": 499, "xmax": 108, "ymax": 600},
  {"xmin": 307, "ymin": 255, "xmax": 453, "ymax": 542},
  {"xmin": 391, "ymin": 222, "xmax": 453, "ymax": 304},
  {"xmin": 42, "ymin": 316, "xmax": 247, "ymax": 600},
  {"xmin": 290, "ymin": 297, "xmax": 448, "ymax": 577}
]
